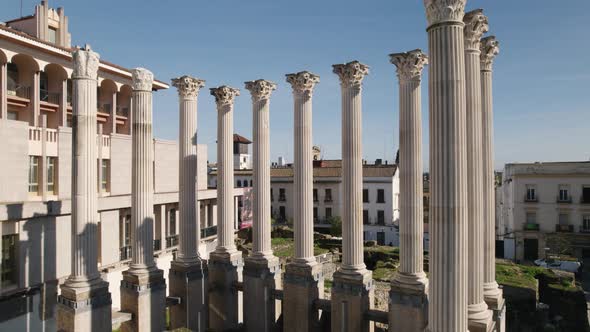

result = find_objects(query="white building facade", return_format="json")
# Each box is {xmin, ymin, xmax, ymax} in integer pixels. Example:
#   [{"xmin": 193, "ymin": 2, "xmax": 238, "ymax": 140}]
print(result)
[{"xmin": 498, "ymin": 161, "xmax": 590, "ymax": 262}]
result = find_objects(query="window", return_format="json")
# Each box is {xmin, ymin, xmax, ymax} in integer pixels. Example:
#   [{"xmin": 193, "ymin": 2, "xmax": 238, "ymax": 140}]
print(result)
[
  {"xmin": 48, "ymin": 27, "xmax": 57, "ymax": 44},
  {"xmin": 582, "ymin": 186, "xmax": 590, "ymax": 204},
  {"xmin": 525, "ymin": 185, "xmax": 537, "ymax": 201},
  {"xmin": 119, "ymin": 213, "xmax": 131, "ymax": 247},
  {"xmin": 325, "ymin": 188, "xmax": 332, "ymax": 202},
  {"xmin": 377, "ymin": 210, "xmax": 385, "ymax": 225},
  {"xmin": 7, "ymin": 63, "xmax": 18, "ymax": 93},
  {"xmin": 526, "ymin": 212, "xmax": 536, "ymax": 224},
  {"xmin": 363, "ymin": 210, "xmax": 369, "ymax": 224},
  {"xmin": 313, "ymin": 207, "xmax": 318, "ymax": 221},
  {"xmin": 250, "ymin": 180, "xmax": 253, "ymax": 187},
  {"xmin": 279, "ymin": 206, "xmax": 286, "ymax": 221},
  {"xmin": 39, "ymin": 72, "xmax": 49, "ymax": 101},
  {"xmin": 583, "ymin": 215, "xmax": 590, "ymax": 232},
  {"xmin": 279, "ymin": 188, "xmax": 286, "ymax": 202},
  {"xmin": 237, "ymin": 180, "xmax": 242, "ymax": 187},
  {"xmin": 558, "ymin": 213, "xmax": 569, "ymax": 225},
  {"xmin": 100, "ymin": 160, "xmax": 109, "ymax": 192},
  {"xmin": 377, "ymin": 189, "xmax": 385, "ymax": 203},
  {"xmin": 46, "ymin": 157, "xmax": 57, "ymax": 194},
  {"xmin": 313, "ymin": 188, "xmax": 318, "ymax": 202},
  {"xmin": 28, "ymin": 156, "xmax": 40, "ymax": 194},
  {"xmin": 270, "ymin": 188, "xmax": 274, "ymax": 202},
  {"xmin": 558, "ymin": 185, "xmax": 570, "ymax": 202},
  {"xmin": 7, "ymin": 112, "xmax": 17, "ymax": 120},
  {"xmin": 169, "ymin": 208, "xmax": 177, "ymax": 235},
  {"xmin": 326, "ymin": 207, "xmax": 332, "ymax": 219},
  {"xmin": 363, "ymin": 189, "xmax": 369, "ymax": 203},
  {"xmin": 1, "ymin": 234, "xmax": 18, "ymax": 288}
]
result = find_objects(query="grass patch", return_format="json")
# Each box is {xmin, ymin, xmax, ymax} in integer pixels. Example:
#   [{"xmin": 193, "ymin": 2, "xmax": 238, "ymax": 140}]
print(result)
[
  {"xmin": 270, "ymin": 237, "xmax": 329, "ymax": 258},
  {"xmin": 495, "ymin": 261, "xmax": 542, "ymax": 289},
  {"xmin": 371, "ymin": 260, "xmax": 397, "ymax": 282}
]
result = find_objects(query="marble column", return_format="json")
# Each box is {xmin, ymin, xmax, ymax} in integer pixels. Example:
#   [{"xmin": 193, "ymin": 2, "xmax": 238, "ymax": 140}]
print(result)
[
  {"xmin": 208, "ymin": 85, "xmax": 243, "ymax": 331},
  {"xmin": 481, "ymin": 36, "xmax": 505, "ymax": 329},
  {"xmin": 389, "ymin": 50, "xmax": 429, "ymax": 332},
  {"xmin": 283, "ymin": 71, "xmax": 324, "ymax": 332},
  {"xmin": 243, "ymin": 79, "xmax": 282, "ymax": 332},
  {"xmin": 1, "ymin": 62, "xmax": 7, "ymax": 120},
  {"xmin": 169, "ymin": 75, "xmax": 208, "ymax": 331},
  {"xmin": 120, "ymin": 68, "xmax": 166, "ymax": 332},
  {"xmin": 57, "ymin": 45, "xmax": 112, "ymax": 332},
  {"xmin": 32, "ymin": 71, "xmax": 40, "ymax": 126},
  {"xmin": 424, "ymin": 1, "xmax": 469, "ymax": 331},
  {"xmin": 331, "ymin": 61, "xmax": 374, "ymax": 332},
  {"xmin": 464, "ymin": 9, "xmax": 494, "ymax": 332}
]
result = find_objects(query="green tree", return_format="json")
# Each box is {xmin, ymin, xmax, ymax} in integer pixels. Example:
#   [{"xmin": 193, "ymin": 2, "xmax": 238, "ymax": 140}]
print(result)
[{"xmin": 329, "ymin": 216, "xmax": 342, "ymax": 237}]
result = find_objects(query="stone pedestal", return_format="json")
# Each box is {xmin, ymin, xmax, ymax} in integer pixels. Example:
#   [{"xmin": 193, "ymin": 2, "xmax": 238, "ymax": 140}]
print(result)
[
  {"xmin": 169, "ymin": 260, "xmax": 208, "ymax": 331},
  {"xmin": 208, "ymin": 251, "xmax": 243, "ymax": 331},
  {"xmin": 120, "ymin": 268, "xmax": 167, "ymax": 332},
  {"xmin": 243, "ymin": 256, "xmax": 282, "ymax": 331},
  {"xmin": 57, "ymin": 280, "xmax": 112, "ymax": 332},
  {"xmin": 389, "ymin": 282, "xmax": 428, "ymax": 332},
  {"xmin": 283, "ymin": 262, "xmax": 324, "ymax": 332},
  {"xmin": 331, "ymin": 269, "xmax": 374, "ymax": 332}
]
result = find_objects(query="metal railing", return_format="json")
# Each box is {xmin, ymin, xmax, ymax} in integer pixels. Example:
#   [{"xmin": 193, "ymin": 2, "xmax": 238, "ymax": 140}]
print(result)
[
  {"xmin": 579, "ymin": 225, "xmax": 590, "ymax": 234},
  {"xmin": 523, "ymin": 223, "xmax": 540, "ymax": 231},
  {"xmin": 153, "ymin": 239, "xmax": 161, "ymax": 251},
  {"xmin": 40, "ymin": 92, "xmax": 61, "ymax": 105},
  {"xmin": 324, "ymin": 197, "xmax": 333, "ymax": 203},
  {"xmin": 524, "ymin": 194, "xmax": 538, "ymax": 203},
  {"xmin": 166, "ymin": 235, "xmax": 179, "ymax": 248},
  {"xmin": 556, "ymin": 196, "xmax": 572, "ymax": 204},
  {"xmin": 8, "ymin": 85, "xmax": 31, "ymax": 99},
  {"xmin": 201, "ymin": 225, "xmax": 218, "ymax": 238},
  {"xmin": 555, "ymin": 224, "xmax": 574, "ymax": 233},
  {"xmin": 119, "ymin": 246, "xmax": 132, "ymax": 261},
  {"xmin": 278, "ymin": 195, "xmax": 286, "ymax": 202}
]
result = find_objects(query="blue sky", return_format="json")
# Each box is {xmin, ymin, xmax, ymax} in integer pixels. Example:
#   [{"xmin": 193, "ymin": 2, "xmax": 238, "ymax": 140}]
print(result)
[{"xmin": 4, "ymin": 1, "xmax": 590, "ymax": 169}]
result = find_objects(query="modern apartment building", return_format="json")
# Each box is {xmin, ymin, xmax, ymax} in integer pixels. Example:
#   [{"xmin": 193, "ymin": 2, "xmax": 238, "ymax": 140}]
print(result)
[
  {"xmin": 498, "ymin": 161, "xmax": 590, "ymax": 262},
  {"xmin": 0, "ymin": 2, "xmax": 243, "ymax": 329}
]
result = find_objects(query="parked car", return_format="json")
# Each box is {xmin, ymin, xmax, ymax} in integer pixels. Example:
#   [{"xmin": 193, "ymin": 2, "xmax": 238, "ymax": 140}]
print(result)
[{"xmin": 534, "ymin": 258, "xmax": 581, "ymax": 273}]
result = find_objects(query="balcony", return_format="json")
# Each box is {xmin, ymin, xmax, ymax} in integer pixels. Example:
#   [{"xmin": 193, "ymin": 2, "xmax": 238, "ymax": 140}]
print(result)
[
  {"xmin": 119, "ymin": 246, "xmax": 132, "ymax": 261},
  {"xmin": 28, "ymin": 127, "xmax": 58, "ymax": 156},
  {"xmin": 153, "ymin": 239, "xmax": 161, "ymax": 251},
  {"xmin": 166, "ymin": 235, "xmax": 179, "ymax": 248},
  {"xmin": 40, "ymin": 91, "xmax": 61, "ymax": 113},
  {"xmin": 201, "ymin": 225, "xmax": 218, "ymax": 239},
  {"xmin": 278, "ymin": 196, "xmax": 286, "ymax": 202},
  {"xmin": 7, "ymin": 85, "xmax": 31, "ymax": 108},
  {"xmin": 324, "ymin": 197, "xmax": 333, "ymax": 203},
  {"xmin": 556, "ymin": 196, "xmax": 572, "ymax": 204},
  {"xmin": 579, "ymin": 226, "xmax": 590, "ymax": 234},
  {"xmin": 556, "ymin": 224, "xmax": 574, "ymax": 233},
  {"xmin": 524, "ymin": 195, "xmax": 538, "ymax": 203},
  {"xmin": 523, "ymin": 223, "xmax": 540, "ymax": 231}
]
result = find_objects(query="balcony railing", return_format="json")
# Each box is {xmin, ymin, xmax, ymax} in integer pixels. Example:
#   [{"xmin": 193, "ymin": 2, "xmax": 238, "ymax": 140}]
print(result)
[
  {"xmin": 556, "ymin": 196, "xmax": 572, "ymax": 204},
  {"xmin": 153, "ymin": 239, "xmax": 161, "ymax": 251},
  {"xmin": 119, "ymin": 246, "xmax": 132, "ymax": 261},
  {"xmin": 40, "ymin": 92, "xmax": 61, "ymax": 105},
  {"xmin": 8, "ymin": 85, "xmax": 31, "ymax": 99},
  {"xmin": 278, "ymin": 196, "xmax": 286, "ymax": 202},
  {"xmin": 116, "ymin": 107, "xmax": 129, "ymax": 117},
  {"xmin": 579, "ymin": 225, "xmax": 590, "ymax": 234},
  {"xmin": 201, "ymin": 225, "xmax": 218, "ymax": 238},
  {"xmin": 523, "ymin": 223, "xmax": 540, "ymax": 231},
  {"xmin": 556, "ymin": 224, "xmax": 574, "ymax": 233},
  {"xmin": 166, "ymin": 235, "xmax": 179, "ymax": 248},
  {"xmin": 98, "ymin": 104, "xmax": 112, "ymax": 114},
  {"xmin": 324, "ymin": 197, "xmax": 333, "ymax": 203},
  {"xmin": 524, "ymin": 195, "xmax": 538, "ymax": 203}
]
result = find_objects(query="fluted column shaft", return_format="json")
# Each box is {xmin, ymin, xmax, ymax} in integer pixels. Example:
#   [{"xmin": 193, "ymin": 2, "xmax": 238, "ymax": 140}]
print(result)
[
  {"xmin": 425, "ymin": 1, "xmax": 468, "ymax": 331},
  {"xmin": 130, "ymin": 74, "xmax": 156, "ymax": 271},
  {"xmin": 399, "ymin": 79, "xmax": 424, "ymax": 275},
  {"xmin": 178, "ymin": 96, "xmax": 199, "ymax": 261},
  {"xmin": 481, "ymin": 36, "xmax": 502, "ymax": 303},
  {"xmin": 69, "ymin": 51, "xmax": 100, "ymax": 283}
]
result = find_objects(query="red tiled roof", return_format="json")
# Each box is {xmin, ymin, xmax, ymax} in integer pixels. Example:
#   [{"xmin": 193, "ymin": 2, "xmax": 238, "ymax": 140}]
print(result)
[{"xmin": 234, "ymin": 133, "xmax": 252, "ymax": 144}]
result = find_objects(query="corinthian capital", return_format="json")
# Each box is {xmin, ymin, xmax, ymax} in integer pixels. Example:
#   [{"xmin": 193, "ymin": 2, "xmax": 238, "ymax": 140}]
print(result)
[
  {"xmin": 424, "ymin": 0, "xmax": 466, "ymax": 27},
  {"xmin": 172, "ymin": 75, "xmax": 205, "ymax": 99},
  {"xmin": 480, "ymin": 36, "xmax": 500, "ymax": 71},
  {"xmin": 333, "ymin": 61, "xmax": 369, "ymax": 88},
  {"xmin": 244, "ymin": 79, "xmax": 277, "ymax": 102},
  {"xmin": 285, "ymin": 71, "xmax": 320, "ymax": 97},
  {"xmin": 72, "ymin": 44, "xmax": 100, "ymax": 80},
  {"xmin": 389, "ymin": 49, "xmax": 428, "ymax": 82},
  {"xmin": 131, "ymin": 68, "xmax": 154, "ymax": 91},
  {"xmin": 464, "ymin": 9, "xmax": 489, "ymax": 50},
  {"xmin": 210, "ymin": 86, "xmax": 240, "ymax": 107}
]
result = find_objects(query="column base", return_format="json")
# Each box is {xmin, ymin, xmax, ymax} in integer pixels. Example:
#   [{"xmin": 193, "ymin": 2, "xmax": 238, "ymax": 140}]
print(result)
[
  {"xmin": 169, "ymin": 259, "xmax": 209, "ymax": 331},
  {"xmin": 119, "ymin": 267, "xmax": 167, "ymax": 332},
  {"xmin": 57, "ymin": 278, "xmax": 112, "ymax": 332},
  {"xmin": 243, "ymin": 255, "xmax": 282, "ymax": 332},
  {"xmin": 389, "ymin": 274, "xmax": 428, "ymax": 332},
  {"xmin": 331, "ymin": 268, "xmax": 374, "ymax": 332},
  {"xmin": 468, "ymin": 301, "xmax": 495, "ymax": 332},
  {"xmin": 208, "ymin": 250, "xmax": 243, "ymax": 331},
  {"xmin": 492, "ymin": 299, "xmax": 506, "ymax": 332},
  {"xmin": 283, "ymin": 260, "xmax": 324, "ymax": 332},
  {"xmin": 484, "ymin": 283, "xmax": 506, "ymax": 332}
]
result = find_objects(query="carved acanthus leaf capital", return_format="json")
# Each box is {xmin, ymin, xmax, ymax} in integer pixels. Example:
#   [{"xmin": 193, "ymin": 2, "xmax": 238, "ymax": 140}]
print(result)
[
  {"xmin": 172, "ymin": 75, "xmax": 205, "ymax": 99},
  {"xmin": 72, "ymin": 44, "xmax": 100, "ymax": 80},
  {"xmin": 210, "ymin": 86, "xmax": 240, "ymax": 107},
  {"xmin": 131, "ymin": 68, "xmax": 154, "ymax": 91},
  {"xmin": 389, "ymin": 49, "xmax": 428, "ymax": 82},
  {"xmin": 480, "ymin": 36, "xmax": 500, "ymax": 71},
  {"xmin": 464, "ymin": 9, "xmax": 489, "ymax": 50},
  {"xmin": 244, "ymin": 79, "xmax": 277, "ymax": 101},
  {"xmin": 285, "ymin": 71, "xmax": 320, "ymax": 97},
  {"xmin": 332, "ymin": 61, "xmax": 369, "ymax": 88},
  {"xmin": 424, "ymin": 0, "xmax": 467, "ymax": 26}
]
